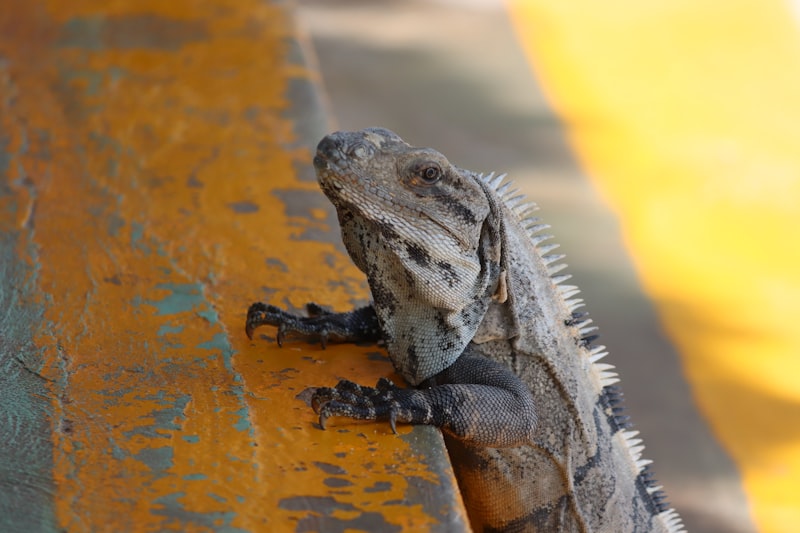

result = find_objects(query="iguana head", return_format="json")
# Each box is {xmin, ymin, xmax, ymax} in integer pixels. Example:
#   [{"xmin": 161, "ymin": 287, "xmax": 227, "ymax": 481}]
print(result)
[
  {"xmin": 314, "ymin": 127, "xmax": 490, "ymax": 254},
  {"xmin": 313, "ymin": 128, "xmax": 504, "ymax": 383}
]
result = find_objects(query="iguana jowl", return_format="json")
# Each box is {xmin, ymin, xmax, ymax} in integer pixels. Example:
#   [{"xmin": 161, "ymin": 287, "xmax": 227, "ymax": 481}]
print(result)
[{"xmin": 247, "ymin": 128, "xmax": 685, "ymax": 532}]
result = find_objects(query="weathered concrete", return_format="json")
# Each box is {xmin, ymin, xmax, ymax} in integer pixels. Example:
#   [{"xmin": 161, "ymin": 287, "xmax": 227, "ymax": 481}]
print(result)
[{"xmin": 0, "ymin": 1, "xmax": 467, "ymax": 531}]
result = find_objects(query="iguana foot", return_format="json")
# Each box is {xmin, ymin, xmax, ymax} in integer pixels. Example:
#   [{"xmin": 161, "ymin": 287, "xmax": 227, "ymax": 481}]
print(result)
[
  {"xmin": 246, "ymin": 302, "xmax": 332, "ymax": 346},
  {"xmin": 311, "ymin": 378, "xmax": 405, "ymax": 433},
  {"xmin": 245, "ymin": 302, "xmax": 381, "ymax": 347}
]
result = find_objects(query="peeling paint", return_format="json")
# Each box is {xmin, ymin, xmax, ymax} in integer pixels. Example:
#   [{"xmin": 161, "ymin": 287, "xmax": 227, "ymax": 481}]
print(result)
[
  {"xmin": 149, "ymin": 283, "xmax": 205, "ymax": 316},
  {"xmin": 152, "ymin": 492, "xmax": 247, "ymax": 533},
  {"xmin": 279, "ymin": 496, "xmax": 402, "ymax": 533},
  {"xmin": 58, "ymin": 15, "xmax": 210, "ymax": 51},
  {"xmin": 227, "ymin": 201, "xmax": 259, "ymax": 214}
]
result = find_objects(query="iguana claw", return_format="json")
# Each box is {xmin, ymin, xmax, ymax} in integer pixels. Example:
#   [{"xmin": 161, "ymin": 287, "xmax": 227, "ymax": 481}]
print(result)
[
  {"xmin": 245, "ymin": 302, "xmax": 379, "ymax": 348},
  {"xmin": 310, "ymin": 378, "xmax": 402, "ymax": 433},
  {"xmin": 245, "ymin": 301, "xmax": 333, "ymax": 347}
]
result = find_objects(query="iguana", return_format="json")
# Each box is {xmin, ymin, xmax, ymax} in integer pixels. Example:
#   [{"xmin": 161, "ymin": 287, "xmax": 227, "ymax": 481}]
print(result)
[{"xmin": 246, "ymin": 128, "xmax": 685, "ymax": 532}]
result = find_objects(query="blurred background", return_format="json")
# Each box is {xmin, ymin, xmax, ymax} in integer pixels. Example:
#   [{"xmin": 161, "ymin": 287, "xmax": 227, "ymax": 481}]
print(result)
[{"xmin": 296, "ymin": 1, "xmax": 800, "ymax": 532}]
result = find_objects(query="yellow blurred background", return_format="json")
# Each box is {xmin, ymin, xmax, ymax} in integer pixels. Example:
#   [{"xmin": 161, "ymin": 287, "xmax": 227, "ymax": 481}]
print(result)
[{"xmin": 507, "ymin": 2, "xmax": 800, "ymax": 532}]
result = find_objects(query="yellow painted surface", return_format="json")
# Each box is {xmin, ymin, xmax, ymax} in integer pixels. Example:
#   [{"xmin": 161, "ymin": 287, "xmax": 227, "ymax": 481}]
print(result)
[
  {"xmin": 0, "ymin": 0, "xmax": 465, "ymax": 530},
  {"xmin": 507, "ymin": 1, "xmax": 800, "ymax": 531}
]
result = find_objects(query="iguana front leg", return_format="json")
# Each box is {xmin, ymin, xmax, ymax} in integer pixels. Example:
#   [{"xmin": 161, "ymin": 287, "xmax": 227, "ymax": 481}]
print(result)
[
  {"xmin": 245, "ymin": 302, "xmax": 381, "ymax": 347},
  {"xmin": 313, "ymin": 348, "xmax": 538, "ymax": 448},
  {"xmin": 246, "ymin": 305, "xmax": 537, "ymax": 447}
]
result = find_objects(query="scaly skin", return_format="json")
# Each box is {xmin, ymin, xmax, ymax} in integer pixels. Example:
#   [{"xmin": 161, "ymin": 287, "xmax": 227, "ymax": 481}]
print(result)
[{"xmin": 247, "ymin": 128, "xmax": 685, "ymax": 533}]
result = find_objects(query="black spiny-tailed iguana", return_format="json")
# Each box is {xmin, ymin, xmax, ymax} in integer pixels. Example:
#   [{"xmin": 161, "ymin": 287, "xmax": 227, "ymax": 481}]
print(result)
[{"xmin": 246, "ymin": 128, "xmax": 685, "ymax": 532}]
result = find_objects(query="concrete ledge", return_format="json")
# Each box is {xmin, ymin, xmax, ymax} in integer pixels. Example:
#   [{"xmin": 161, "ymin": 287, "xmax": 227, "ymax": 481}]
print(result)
[{"xmin": 0, "ymin": 1, "xmax": 467, "ymax": 531}]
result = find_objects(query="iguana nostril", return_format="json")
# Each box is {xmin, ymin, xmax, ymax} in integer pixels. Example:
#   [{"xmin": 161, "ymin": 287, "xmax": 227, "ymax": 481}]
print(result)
[{"xmin": 315, "ymin": 134, "xmax": 340, "ymax": 159}]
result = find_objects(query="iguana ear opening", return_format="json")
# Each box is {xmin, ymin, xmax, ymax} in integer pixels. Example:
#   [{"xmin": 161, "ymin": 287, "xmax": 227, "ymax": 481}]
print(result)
[
  {"xmin": 492, "ymin": 270, "xmax": 508, "ymax": 303},
  {"xmin": 473, "ymin": 210, "xmax": 525, "ymax": 344},
  {"xmin": 474, "ymin": 193, "xmax": 505, "ymax": 302},
  {"xmin": 477, "ymin": 193, "xmax": 565, "ymax": 356},
  {"xmin": 472, "ymin": 182, "xmax": 519, "ymax": 343}
]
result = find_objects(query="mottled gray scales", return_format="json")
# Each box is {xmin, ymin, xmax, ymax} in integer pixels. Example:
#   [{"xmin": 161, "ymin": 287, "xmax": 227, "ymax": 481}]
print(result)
[
  {"xmin": 246, "ymin": 128, "xmax": 685, "ymax": 533},
  {"xmin": 406, "ymin": 242, "xmax": 432, "ymax": 267}
]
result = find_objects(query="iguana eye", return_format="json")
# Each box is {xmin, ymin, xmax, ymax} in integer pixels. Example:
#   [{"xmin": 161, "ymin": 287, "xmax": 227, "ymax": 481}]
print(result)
[{"xmin": 417, "ymin": 164, "xmax": 442, "ymax": 183}]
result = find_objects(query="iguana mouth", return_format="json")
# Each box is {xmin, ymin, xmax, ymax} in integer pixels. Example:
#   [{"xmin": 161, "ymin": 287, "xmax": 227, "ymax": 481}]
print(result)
[
  {"xmin": 313, "ymin": 141, "xmax": 346, "ymax": 195},
  {"xmin": 313, "ymin": 133, "xmax": 364, "ymax": 198}
]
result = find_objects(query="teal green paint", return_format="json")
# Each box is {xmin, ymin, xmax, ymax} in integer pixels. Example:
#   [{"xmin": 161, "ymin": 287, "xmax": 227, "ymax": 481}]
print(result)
[
  {"xmin": 147, "ymin": 275, "xmax": 253, "ymax": 438},
  {"xmin": 57, "ymin": 15, "xmax": 210, "ymax": 51},
  {"xmin": 31, "ymin": 128, "xmax": 52, "ymax": 155},
  {"xmin": 58, "ymin": 17, "xmax": 104, "ymax": 50},
  {"xmin": 182, "ymin": 473, "xmax": 207, "ymax": 481},
  {"xmin": 134, "ymin": 446, "xmax": 174, "ymax": 479},
  {"xmin": 0, "ymin": 138, "xmax": 10, "ymax": 176},
  {"xmin": 152, "ymin": 492, "xmax": 247, "ymax": 533},
  {"xmin": 195, "ymin": 332, "xmax": 251, "ymax": 433},
  {"xmin": 226, "ymin": 454, "xmax": 251, "ymax": 465},
  {"xmin": 107, "ymin": 213, "xmax": 125, "ymax": 237},
  {"xmin": 122, "ymin": 393, "xmax": 190, "ymax": 440},
  {"xmin": 0, "ymin": 230, "xmax": 58, "ymax": 531},
  {"xmin": 208, "ymin": 493, "xmax": 227, "ymax": 504},
  {"xmin": 157, "ymin": 323, "xmax": 186, "ymax": 349},
  {"xmin": 58, "ymin": 67, "xmax": 104, "ymax": 97},
  {"xmin": 110, "ymin": 441, "xmax": 127, "ymax": 460},
  {"xmin": 88, "ymin": 132, "xmax": 122, "ymax": 178},
  {"xmin": 182, "ymin": 435, "xmax": 200, "ymax": 443},
  {"xmin": 233, "ymin": 407, "xmax": 250, "ymax": 432},
  {"xmin": 107, "ymin": 151, "xmax": 118, "ymax": 178},
  {"xmin": 196, "ymin": 332, "xmax": 234, "ymax": 371},
  {"xmin": 196, "ymin": 307, "xmax": 217, "ymax": 322},
  {"xmin": 130, "ymin": 221, "xmax": 150, "ymax": 255},
  {"xmin": 108, "ymin": 66, "xmax": 127, "ymax": 83},
  {"xmin": 158, "ymin": 324, "xmax": 185, "ymax": 336},
  {"xmin": 148, "ymin": 282, "xmax": 203, "ymax": 315}
]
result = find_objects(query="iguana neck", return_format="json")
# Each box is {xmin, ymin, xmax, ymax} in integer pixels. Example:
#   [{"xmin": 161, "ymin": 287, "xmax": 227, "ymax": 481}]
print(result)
[{"xmin": 338, "ymin": 205, "xmax": 503, "ymax": 385}]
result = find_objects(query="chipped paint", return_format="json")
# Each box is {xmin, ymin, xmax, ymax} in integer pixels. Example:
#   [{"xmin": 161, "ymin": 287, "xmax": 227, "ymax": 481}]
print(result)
[
  {"xmin": 0, "ymin": 0, "xmax": 468, "ymax": 530},
  {"xmin": 57, "ymin": 15, "xmax": 210, "ymax": 51}
]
